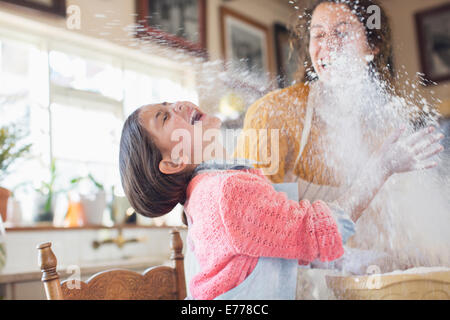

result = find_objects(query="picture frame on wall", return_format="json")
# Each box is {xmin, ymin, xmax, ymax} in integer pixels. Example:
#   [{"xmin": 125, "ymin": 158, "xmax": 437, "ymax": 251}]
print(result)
[
  {"xmin": 0, "ymin": 0, "xmax": 65, "ymax": 16},
  {"xmin": 274, "ymin": 23, "xmax": 300, "ymax": 88},
  {"xmin": 220, "ymin": 6, "xmax": 273, "ymax": 80},
  {"xmin": 415, "ymin": 3, "xmax": 450, "ymax": 84},
  {"xmin": 135, "ymin": 0, "xmax": 207, "ymax": 57}
]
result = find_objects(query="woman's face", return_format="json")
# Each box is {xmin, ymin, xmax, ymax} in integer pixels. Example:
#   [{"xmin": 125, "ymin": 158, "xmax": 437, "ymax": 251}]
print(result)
[
  {"xmin": 139, "ymin": 101, "xmax": 222, "ymax": 173},
  {"xmin": 309, "ymin": 2, "xmax": 377, "ymax": 83}
]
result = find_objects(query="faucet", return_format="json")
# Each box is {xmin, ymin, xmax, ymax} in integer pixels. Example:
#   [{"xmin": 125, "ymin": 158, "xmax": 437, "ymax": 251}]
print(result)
[{"xmin": 92, "ymin": 226, "xmax": 147, "ymax": 249}]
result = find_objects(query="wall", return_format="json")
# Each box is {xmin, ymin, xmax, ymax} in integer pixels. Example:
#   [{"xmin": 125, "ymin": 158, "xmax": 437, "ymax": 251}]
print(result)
[
  {"xmin": 206, "ymin": 0, "xmax": 450, "ymax": 115},
  {"xmin": 0, "ymin": 0, "xmax": 293, "ymax": 113},
  {"xmin": 379, "ymin": 0, "xmax": 450, "ymax": 116},
  {"xmin": 0, "ymin": 0, "xmax": 292, "ymax": 68},
  {"xmin": 0, "ymin": 0, "xmax": 135, "ymax": 45},
  {"xmin": 0, "ymin": 0, "xmax": 447, "ymax": 107}
]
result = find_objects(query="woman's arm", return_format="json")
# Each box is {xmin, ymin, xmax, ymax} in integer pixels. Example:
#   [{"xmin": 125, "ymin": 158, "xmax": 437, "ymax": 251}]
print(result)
[{"xmin": 336, "ymin": 126, "xmax": 444, "ymax": 222}]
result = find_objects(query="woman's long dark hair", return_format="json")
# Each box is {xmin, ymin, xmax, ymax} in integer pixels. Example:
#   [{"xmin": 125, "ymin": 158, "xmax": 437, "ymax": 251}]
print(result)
[
  {"xmin": 119, "ymin": 107, "xmax": 192, "ymax": 219},
  {"xmin": 290, "ymin": 0, "xmax": 394, "ymax": 86}
]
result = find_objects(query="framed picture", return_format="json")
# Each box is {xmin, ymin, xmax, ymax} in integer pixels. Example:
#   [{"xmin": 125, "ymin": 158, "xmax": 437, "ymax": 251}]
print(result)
[
  {"xmin": 220, "ymin": 6, "xmax": 273, "ymax": 79},
  {"xmin": 415, "ymin": 3, "xmax": 450, "ymax": 84},
  {"xmin": 135, "ymin": 0, "xmax": 207, "ymax": 56},
  {"xmin": 0, "ymin": 0, "xmax": 65, "ymax": 16},
  {"xmin": 274, "ymin": 23, "xmax": 300, "ymax": 88}
]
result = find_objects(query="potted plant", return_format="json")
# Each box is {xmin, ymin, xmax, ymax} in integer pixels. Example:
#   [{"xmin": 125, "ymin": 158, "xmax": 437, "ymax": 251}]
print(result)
[
  {"xmin": 0, "ymin": 125, "xmax": 31, "ymax": 222},
  {"xmin": 70, "ymin": 173, "xmax": 106, "ymax": 226},
  {"xmin": 32, "ymin": 159, "xmax": 57, "ymax": 223}
]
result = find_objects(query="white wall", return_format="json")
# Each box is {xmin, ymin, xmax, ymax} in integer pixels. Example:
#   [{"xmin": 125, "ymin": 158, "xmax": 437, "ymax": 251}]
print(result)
[
  {"xmin": 379, "ymin": 0, "xmax": 450, "ymax": 116},
  {"xmin": 0, "ymin": 0, "xmax": 135, "ymax": 44},
  {"xmin": 0, "ymin": 0, "xmax": 292, "ymax": 69}
]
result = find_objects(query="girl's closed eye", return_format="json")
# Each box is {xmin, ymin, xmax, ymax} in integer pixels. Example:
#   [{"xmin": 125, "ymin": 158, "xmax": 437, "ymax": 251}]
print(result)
[{"xmin": 155, "ymin": 110, "xmax": 169, "ymax": 126}]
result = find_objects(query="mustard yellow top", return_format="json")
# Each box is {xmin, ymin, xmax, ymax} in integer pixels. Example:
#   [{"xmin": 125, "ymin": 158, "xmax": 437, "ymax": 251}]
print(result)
[
  {"xmin": 234, "ymin": 83, "xmax": 411, "ymax": 255},
  {"xmin": 234, "ymin": 82, "xmax": 341, "ymax": 186}
]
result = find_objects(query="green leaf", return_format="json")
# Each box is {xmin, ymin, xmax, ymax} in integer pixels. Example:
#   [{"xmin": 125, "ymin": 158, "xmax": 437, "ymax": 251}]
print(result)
[
  {"xmin": 88, "ymin": 173, "xmax": 104, "ymax": 190},
  {"xmin": 70, "ymin": 177, "xmax": 82, "ymax": 184},
  {"xmin": 0, "ymin": 123, "xmax": 32, "ymax": 182}
]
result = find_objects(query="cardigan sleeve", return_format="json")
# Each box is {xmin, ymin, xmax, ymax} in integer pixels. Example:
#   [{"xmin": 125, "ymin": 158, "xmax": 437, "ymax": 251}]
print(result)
[{"xmin": 218, "ymin": 172, "xmax": 344, "ymax": 263}]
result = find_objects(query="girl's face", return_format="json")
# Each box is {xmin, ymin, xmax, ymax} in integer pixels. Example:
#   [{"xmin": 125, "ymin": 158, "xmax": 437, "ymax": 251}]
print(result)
[
  {"xmin": 139, "ymin": 101, "xmax": 222, "ymax": 174},
  {"xmin": 309, "ymin": 2, "xmax": 378, "ymax": 83}
]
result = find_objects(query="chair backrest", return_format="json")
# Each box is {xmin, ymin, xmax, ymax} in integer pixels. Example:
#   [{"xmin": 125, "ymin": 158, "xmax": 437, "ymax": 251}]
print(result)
[{"xmin": 37, "ymin": 228, "xmax": 186, "ymax": 300}]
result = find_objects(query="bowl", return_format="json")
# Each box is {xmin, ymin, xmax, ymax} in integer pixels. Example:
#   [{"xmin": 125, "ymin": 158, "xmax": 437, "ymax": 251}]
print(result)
[{"xmin": 326, "ymin": 267, "xmax": 450, "ymax": 300}]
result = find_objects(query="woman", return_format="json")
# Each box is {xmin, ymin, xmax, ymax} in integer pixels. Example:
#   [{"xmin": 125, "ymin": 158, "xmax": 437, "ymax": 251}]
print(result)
[
  {"xmin": 234, "ymin": 0, "xmax": 445, "ymax": 294},
  {"xmin": 236, "ymin": 0, "xmax": 395, "ymax": 190}
]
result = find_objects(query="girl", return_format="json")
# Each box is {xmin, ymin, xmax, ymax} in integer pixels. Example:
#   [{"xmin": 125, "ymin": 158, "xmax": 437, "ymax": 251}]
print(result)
[{"xmin": 119, "ymin": 100, "xmax": 442, "ymax": 300}]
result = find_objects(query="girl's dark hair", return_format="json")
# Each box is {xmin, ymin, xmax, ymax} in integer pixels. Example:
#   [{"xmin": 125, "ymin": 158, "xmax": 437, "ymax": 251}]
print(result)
[
  {"xmin": 291, "ymin": 0, "xmax": 394, "ymax": 85},
  {"xmin": 119, "ymin": 107, "xmax": 192, "ymax": 219}
]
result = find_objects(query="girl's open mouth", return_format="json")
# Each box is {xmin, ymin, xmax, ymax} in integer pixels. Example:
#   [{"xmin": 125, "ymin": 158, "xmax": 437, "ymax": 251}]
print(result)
[{"xmin": 190, "ymin": 110, "xmax": 204, "ymax": 124}]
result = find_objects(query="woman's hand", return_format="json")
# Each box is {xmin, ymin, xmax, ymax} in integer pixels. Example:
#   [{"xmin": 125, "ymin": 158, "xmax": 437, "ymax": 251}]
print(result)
[
  {"xmin": 377, "ymin": 126, "xmax": 444, "ymax": 177},
  {"xmin": 337, "ymin": 125, "xmax": 444, "ymax": 223}
]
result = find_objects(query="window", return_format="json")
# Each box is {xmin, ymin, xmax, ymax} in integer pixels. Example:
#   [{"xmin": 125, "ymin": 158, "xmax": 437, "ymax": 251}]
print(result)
[
  {"xmin": 0, "ymin": 24, "xmax": 198, "ymax": 225},
  {"xmin": 49, "ymin": 50, "xmax": 124, "ymax": 101},
  {"xmin": 0, "ymin": 38, "xmax": 50, "ymax": 196}
]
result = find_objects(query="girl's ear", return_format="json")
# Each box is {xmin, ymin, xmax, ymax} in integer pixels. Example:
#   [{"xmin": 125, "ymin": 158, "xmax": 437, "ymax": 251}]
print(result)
[{"xmin": 159, "ymin": 156, "xmax": 189, "ymax": 175}]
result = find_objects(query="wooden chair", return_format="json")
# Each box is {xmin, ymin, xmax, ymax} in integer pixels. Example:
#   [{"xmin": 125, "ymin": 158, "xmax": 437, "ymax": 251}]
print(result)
[{"xmin": 37, "ymin": 229, "xmax": 186, "ymax": 300}]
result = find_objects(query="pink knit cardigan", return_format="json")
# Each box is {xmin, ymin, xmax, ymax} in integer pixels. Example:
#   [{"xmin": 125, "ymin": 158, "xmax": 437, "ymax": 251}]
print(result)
[{"xmin": 184, "ymin": 168, "xmax": 344, "ymax": 300}]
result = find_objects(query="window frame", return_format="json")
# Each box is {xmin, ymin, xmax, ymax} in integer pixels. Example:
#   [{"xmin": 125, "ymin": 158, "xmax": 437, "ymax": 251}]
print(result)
[{"xmin": 0, "ymin": 10, "xmax": 198, "ymax": 221}]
